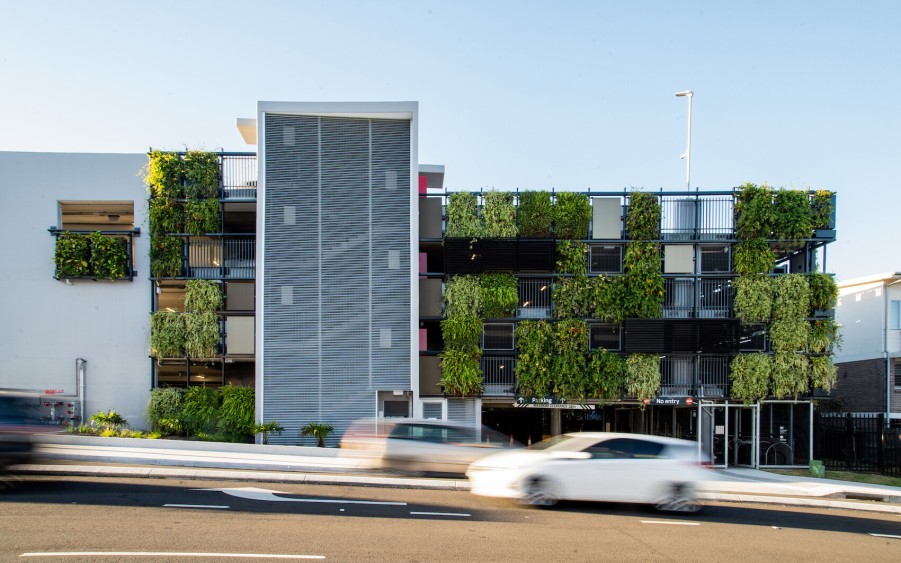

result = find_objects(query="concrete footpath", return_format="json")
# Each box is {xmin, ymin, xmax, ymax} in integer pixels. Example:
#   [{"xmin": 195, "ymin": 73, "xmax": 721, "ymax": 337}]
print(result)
[{"xmin": 13, "ymin": 433, "xmax": 901, "ymax": 515}]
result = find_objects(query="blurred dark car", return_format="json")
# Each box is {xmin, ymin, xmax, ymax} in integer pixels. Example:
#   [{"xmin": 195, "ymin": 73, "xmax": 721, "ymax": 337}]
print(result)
[{"xmin": 0, "ymin": 392, "xmax": 46, "ymax": 472}]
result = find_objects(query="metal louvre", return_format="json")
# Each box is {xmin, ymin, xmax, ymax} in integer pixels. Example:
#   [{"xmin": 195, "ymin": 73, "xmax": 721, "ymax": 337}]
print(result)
[
  {"xmin": 444, "ymin": 239, "xmax": 556, "ymax": 274},
  {"xmin": 624, "ymin": 319, "xmax": 742, "ymax": 353},
  {"xmin": 262, "ymin": 113, "xmax": 411, "ymax": 444},
  {"xmin": 447, "ymin": 398, "xmax": 478, "ymax": 426}
]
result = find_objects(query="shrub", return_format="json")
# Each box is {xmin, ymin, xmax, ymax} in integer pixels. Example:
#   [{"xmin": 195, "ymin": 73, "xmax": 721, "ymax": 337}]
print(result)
[
  {"xmin": 150, "ymin": 235, "xmax": 183, "ymax": 278},
  {"xmin": 185, "ymin": 312, "xmax": 220, "ymax": 358},
  {"xmin": 810, "ymin": 190, "xmax": 834, "ymax": 229},
  {"xmin": 146, "ymin": 387, "xmax": 184, "ymax": 434},
  {"xmin": 809, "ymin": 356, "xmax": 837, "ymax": 391},
  {"xmin": 590, "ymin": 275, "xmax": 624, "ymax": 324},
  {"xmin": 440, "ymin": 315, "xmax": 482, "ymax": 350},
  {"xmin": 551, "ymin": 320, "xmax": 588, "ymax": 401},
  {"xmin": 148, "ymin": 199, "xmax": 184, "ymax": 236},
  {"xmin": 733, "ymin": 238, "xmax": 775, "ymax": 275},
  {"xmin": 183, "ymin": 150, "xmax": 220, "ymax": 199},
  {"xmin": 146, "ymin": 151, "xmax": 184, "ymax": 200},
  {"xmin": 771, "ymin": 274, "xmax": 811, "ymax": 321},
  {"xmin": 770, "ymin": 318, "xmax": 811, "ymax": 352},
  {"xmin": 553, "ymin": 276, "xmax": 592, "ymax": 319},
  {"xmin": 300, "ymin": 422, "xmax": 335, "ymax": 447},
  {"xmin": 771, "ymin": 352, "xmax": 809, "ymax": 399},
  {"xmin": 89, "ymin": 232, "xmax": 127, "ymax": 279},
  {"xmin": 556, "ymin": 240, "xmax": 588, "ymax": 275},
  {"xmin": 185, "ymin": 198, "xmax": 221, "ymax": 236},
  {"xmin": 181, "ymin": 386, "xmax": 220, "ymax": 435},
  {"xmin": 185, "ymin": 279, "xmax": 223, "ymax": 312},
  {"xmin": 217, "ymin": 385, "xmax": 255, "ymax": 442},
  {"xmin": 772, "ymin": 189, "xmax": 813, "ymax": 247}
]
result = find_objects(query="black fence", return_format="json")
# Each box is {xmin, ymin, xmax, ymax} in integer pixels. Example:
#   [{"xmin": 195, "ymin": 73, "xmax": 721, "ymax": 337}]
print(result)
[{"xmin": 813, "ymin": 412, "xmax": 901, "ymax": 478}]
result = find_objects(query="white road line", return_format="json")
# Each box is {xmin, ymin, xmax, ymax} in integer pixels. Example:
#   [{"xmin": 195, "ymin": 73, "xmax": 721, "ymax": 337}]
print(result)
[
  {"xmin": 163, "ymin": 504, "xmax": 230, "ymax": 509},
  {"xmin": 640, "ymin": 520, "xmax": 700, "ymax": 526},
  {"xmin": 869, "ymin": 533, "xmax": 901, "ymax": 540},
  {"xmin": 410, "ymin": 511, "xmax": 471, "ymax": 517},
  {"xmin": 20, "ymin": 552, "xmax": 324, "ymax": 559}
]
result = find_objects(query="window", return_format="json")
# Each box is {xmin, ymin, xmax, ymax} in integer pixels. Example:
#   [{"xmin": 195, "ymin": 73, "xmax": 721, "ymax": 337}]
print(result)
[
  {"xmin": 590, "ymin": 245, "xmax": 623, "ymax": 274},
  {"xmin": 891, "ymin": 300, "xmax": 900, "ymax": 330},
  {"xmin": 482, "ymin": 323, "xmax": 514, "ymax": 350},
  {"xmin": 699, "ymin": 245, "xmax": 730, "ymax": 273},
  {"xmin": 589, "ymin": 324, "xmax": 621, "ymax": 351},
  {"xmin": 59, "ymin": 200, "xmax": 135, "ymax": 231}
]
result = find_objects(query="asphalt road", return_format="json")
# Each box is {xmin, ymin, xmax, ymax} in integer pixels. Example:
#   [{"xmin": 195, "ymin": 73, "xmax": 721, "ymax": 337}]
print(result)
[{"xmin": 2, "ymin": 476, "xmax": 900, "ymax": 562}]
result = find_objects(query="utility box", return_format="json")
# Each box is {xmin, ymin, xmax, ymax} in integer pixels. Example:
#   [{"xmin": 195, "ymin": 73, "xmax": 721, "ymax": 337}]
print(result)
[{"xmin": 809, "ymin": 459, "xmax": 825, "ymax": 478}]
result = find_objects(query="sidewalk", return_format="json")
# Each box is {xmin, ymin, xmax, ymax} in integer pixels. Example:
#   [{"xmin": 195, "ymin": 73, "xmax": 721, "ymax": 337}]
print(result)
[{"xmin": 14, "ymin": 433, "xmax": 901, "ymax": 515}]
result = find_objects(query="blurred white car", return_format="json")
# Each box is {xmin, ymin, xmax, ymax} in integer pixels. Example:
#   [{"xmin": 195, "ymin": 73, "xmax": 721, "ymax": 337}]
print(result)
[
  {"xmin": 340, "ymin": 418, "xmax": 518, "ymax": 475},
  {"xmin": 466, "ymin": 432, "xmax": 708, "ymax": 512}
]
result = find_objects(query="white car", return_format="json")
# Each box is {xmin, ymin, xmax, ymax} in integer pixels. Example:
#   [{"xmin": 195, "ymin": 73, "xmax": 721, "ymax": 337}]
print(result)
[{"xmin": 466, "ymin": 432, "xmax": 708, "ymax": 512}]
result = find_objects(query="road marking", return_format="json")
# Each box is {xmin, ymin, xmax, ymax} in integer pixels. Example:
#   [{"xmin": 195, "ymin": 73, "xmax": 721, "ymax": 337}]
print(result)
[
  {"xmin": 640, "ymin": 520, "xmax": 700, "ymax": 526},
  {"xmin": 20, "ymin": 552, "xmax": 324, "ymax": 559},
  {"xmin": 410, "ymin": 511, "xmax": 471, "ymax": 517},
  {"xmin": 163, "ymin": 504, "xmax": 230, "ymax": 509},
  {"xmin": 196, "ymin": 486, "xmax": 406, "ymax": 506},
  {"xmin": 869, "ymin": 534, "xmax": 901, "ymax": 540}
]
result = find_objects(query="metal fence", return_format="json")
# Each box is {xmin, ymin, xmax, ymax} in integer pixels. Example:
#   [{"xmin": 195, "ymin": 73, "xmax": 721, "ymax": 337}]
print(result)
[
  {"xmin": 659, "ymin": 355, "xmax": 729, "ymax": 397},
  {"xmin": 814, "ymin": 412, "xmax": 901, "ymax": 478},
  {"xmin": 659, "ymin": 195, "xmax": 734, "ymax": 241},
  {"xmin": 221, "ymin": 154, "xmax": 257, "ymax": 199},
  {"xmin": 184, "ymin": 235, "xmax": 255, "ymax": 279},
  {"xmin": 664, "ymin": 278, "xmax": 733, "ymax": 319},
  {"xmin": 482, "ymin": 356, "xmax": 516, "ymax": 396}
]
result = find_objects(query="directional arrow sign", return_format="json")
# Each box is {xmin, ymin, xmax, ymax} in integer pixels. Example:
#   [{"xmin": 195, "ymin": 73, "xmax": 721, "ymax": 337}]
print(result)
[{"xmin": 195, "ymin": 486, "xmax": 407, "ymax": 506}]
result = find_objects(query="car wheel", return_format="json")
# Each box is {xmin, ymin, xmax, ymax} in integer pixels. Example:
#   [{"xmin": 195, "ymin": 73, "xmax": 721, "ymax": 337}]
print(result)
[
  {"xmin": 523, "ymin": 477, "xmax": 558, "ymax": 507},
  {"xmin": 654, "ymin": 483, "xmax": 702, "ymax": 513}
]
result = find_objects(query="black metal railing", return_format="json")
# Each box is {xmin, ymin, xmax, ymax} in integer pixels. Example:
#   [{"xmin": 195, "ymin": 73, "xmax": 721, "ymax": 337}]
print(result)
[
  {"xmin": 182, "ymin": 235, "xmax": 255, "ymax": 279},
  {"xmin": 48, "ymin": 228, "xmax": 141, "ymax": 281},
  {"xmin": 220, "ymin": 153, "xmax": 257, "ymax": 199},
  {"xmin": 663, "ymin": 277, "xmax": 733, "ymax": 319},
  {"xmin": 814, "ymin": 413, "xmax": 901, "ymax": 477},
  {"xmin": 659, "ymin": 355, "xmax": 730, "ymax": 397},
  {"xmin": 482, "ymin": 356, "xmax": 516, "ymax": 396}
]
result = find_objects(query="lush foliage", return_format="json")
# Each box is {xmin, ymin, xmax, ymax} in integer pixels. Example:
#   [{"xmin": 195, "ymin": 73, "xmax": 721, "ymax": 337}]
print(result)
[
  {"xmin": 300, "ymin": 421, "xmax": 335, "ymax": 447},
  {"xmin": 772, "ymin": 189, "xmax": 813, "ymax": 248},
  {"xmin": 734, "ymin": 183, "xmax": 774, "ymax": 240},
  {"xmin": 185, "ymin": 311, "xmax": 221, "ymax": 358},
  {"xmin": 146, "ymin": 151, "xmax": 184, "ymax": 199},
  {"xmin": 556, "ymin": 240, "xmax": 588, "ymax": 275},
  {"xmin": 586, "ymin": 348, "xmax": 625, "ymax": 402},
  {"xmin": 620, "ymin": 242, "xmax": 663, "ymax": 319},
  {"xmin": 253, "ymin": 421, "xmax": 285, "ymax": 444},
  {"xmin": 445, "ymin": 192, "xmax": 482, "ymax": 238},
  {"xmin": 185, "ymin": 198, "xmax": 221, "ymax": 235},
  {"xmin": 482, "ymin": 191, "xmax": 517, "ymax": 238},
  {"xmin": 146, "ymin": 387, "xmax": 184, "ymax": 434},
  {"xmin": 553, "ymin": 192, "xmax": 591, "ymax": 239},
  {"xmin": 181, "ymin": 386, "xmax": 220, "ymax": 436},
  {"xmin": 516, "ymin": 191, "xmax": 554, "ymax": 237},
  {"xmin": 551, "ymin": 320, "xmax": 588, "ymax": 401},
  {"xmin": 770, "ymin": 352, "xmax": 809, "ymax": 399},
  {"xmin": 514, "ymin": 320, "xmax": 554, "ymax": 398},
  {"xmin": 148, "ymin": 199, "xmax": 184, "ymax": 236},
  {"xmin": 185, "ymin": 279, "xmax": 223, "ymax": 312},
  {"xmin": 730, "ymin": 353, "xmax": 771, "ymax": 404},
  {"xmin": 590, "ymin": 275, "xmax": 624, "ymax": 323},
  {"xmin": 438, "ymin": 347, "xmax": 484, "ymax": 397},
  {"xmin": 89, "ymin": 232, "xmax": 127, "ymax": 279},
  {"xmin": 810, "ymin": 190, "xmax": 834, "ymax": 229},
  {"xmin": 183, "ymin": 150, "xmax": 220, "ymax": 200},
  {"xmin": 480, "ymin": 273, "xmax": 518, "ymax": 318},
  {"xmin": 769, "ymin": 318, "xmax": 811, "ymax": 352},
  {"xmin": 440, "ymin": 315, "xmax": 482, "ymax": 350},
  {"xmin": 444, "ymin": 275, "xmax": 481, "ymax": 317},
  {"xmin": 150, "ymin": 235, "xmax": 183, "ymax": 278},
  {"xmin": 771, "ymin": 274, "xmax": 811, "ymax": 321},
  {"xmin": 733, "ymin": 274, "xmax": 773, "ymax": 323},
  {"xmin": 733, "ymin": 238, "xmax": 775, "ymax": 275},
  {"xmin": 89, "ymin": 410, "xmax": 128, "ymax": 432},
  {"xmin": 150, "ymin": 311, "xmax": 186, "ymax": 358},
  {"xmin": 809, "ymin": 355, "xmax": 837, "ymax": 391},
  {"xmin": 217, "ymin": 384, "xmax": 256, "ymax": 442},
  {"xmin": 808, "ymin": 273, "xmax": 838, "ymax": 311},
  {"xmin": 626, "ymin": 191, "xmax": 660, "ymax": 240},
  {"xmin": 553, "ymin": 276, "xmax": 592, "ymax": 319},
  {"xmin": 809, "ymin": 320, "xmax": 839, "ymax": 354},
  {"xmin": 54, "ymin": 232, "xmax": 92, "ymax": 278},
  {"xmin": 624, "ymin": 354, "xmax": 661, "ymax": 401}
]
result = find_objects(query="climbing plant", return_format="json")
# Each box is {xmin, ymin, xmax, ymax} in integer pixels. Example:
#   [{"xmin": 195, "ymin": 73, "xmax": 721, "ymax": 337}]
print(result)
[
  {"xmin": 185, "ymin": 311, "xmax": 220, "ymax": 358},
  {"xmin": 809, "ymin": 190, "xmax": 835, "ymax": 230},
  {"xmin": 150, "ymin": 235, "xmax": 183, "ymax": 278},
  {"xmin": 771, "ymin": 274, "xmax": 810, "ymax": 321},
  {"xmin": 54, "ymin": 232, "xmax": 92, "ymax": 278},
  {"xmin": 480, "ymin": 273, "xmax": 518, "ymax": 318},
  {"xmin": 732, "ymin": 274, "xmax": 773, "ymax": 323},
  {"xmin": 553, "ymin": 276, "xmax": 592, "ymax": 320},
  {"xmin": 809, "ymin": 355, "xmax": 837, "ymax": 391},
  {"xmin": 150, "ymin": 311, "xmax": 186, "ymax": 358},
  {"xmin": 556, "ymin": 240, "xmax": 588, "ymax": 275},
  {"xmin": 586, "ymin": 348, "xmax": 625, "ymax": 402},
  {"xmin": 482, "ymin": 190, "xmax": 517, "ymax": 238},
  {"xmin": 808, "ymin": 320, "xmax": 839, "ymax": 354},
  {"xmin": 590, "ymin": 275, "xmax": 623, "ymax": 324},
  {"xmin": 733, "ymin": 238, "xmax": 775, "ymax": 275},
  {"xmin": 553, "ymin": 192, "xmax": 591, "ymax": 239},
  {"xmin": 551, "ymin": 320, "xmax": 588, "ymax": 401},
  {"xmin": 445, "ymin": 192, "xmax": 482, "ymax": 238},
  {"xmin": 89, "ymin": 232, "xmax": 127, "ymax": 279},
  {"xmin": 183, "ymin": 150, "xmax": 220, "ymax": 200},
  {"xmin": 733, "ymin": 182, "xmax": 774, "ymax": 240},
  {"xmin": 772, "ymin": 189, "xmax": 813, "ymax": 249},
  {"xmin": 438, "ymin": 348, "xmax": 484, "ymax": 397},
  {"xmin": 770, "ymin": 352, "xmax": 809, "ymax": 399},
  {"xmin": 145, "ymin": 151, "xmax": 184, "ymax": 200},
  {"xmin": 516, "ymin": 190, "xmax": 554, "ymax": 237},
  {"xmin": 808, "ymin": 272, "xmax": 838, "ymax": 312},
  {"xmin": 148, "ymin": 199, "xmax": 184, "ymax": 236},
  {"xmin": 626, "ymin": 191, "xmax": 660, "ymax": 241},
  {"xmin": 440, "ymin": 315, "xmax": 482, "ymax": 350},
  {"xmin": 769, "ymin": 318, "xmax": 811, "ymax": 352},
  {"xmin": 513, "ymin": 320, "xmax": 554, "ymax": 398},
  {"xmin": 624, "ymin": 353, "xmax": 660, "ymax": 401},
  {"xmin": 185, "ymin": 198, "xmax": 221, "ymax": 236},
  {"xmin": 730, "ymin": 353, "xmax": 770, "ymax": 404},
  {"xmin": 444, "ymin": 275, "xmax": 481, "ymax": 317},
  {"xmin": 620, "ymin": 242, "xmax": 663, "ymax": 319}
]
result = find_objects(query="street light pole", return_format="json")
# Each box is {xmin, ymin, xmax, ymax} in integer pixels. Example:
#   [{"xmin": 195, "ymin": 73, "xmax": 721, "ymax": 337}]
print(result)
[{"xmin": 675, "ymin": 90, "xmax": 693, "ymax": 189}]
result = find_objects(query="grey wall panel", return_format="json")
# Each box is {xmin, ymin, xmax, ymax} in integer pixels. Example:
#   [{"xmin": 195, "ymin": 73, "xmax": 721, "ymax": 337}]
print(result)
[{"xmin": 262, "ymin": 113, "xmax": 411, "ymax": 445}]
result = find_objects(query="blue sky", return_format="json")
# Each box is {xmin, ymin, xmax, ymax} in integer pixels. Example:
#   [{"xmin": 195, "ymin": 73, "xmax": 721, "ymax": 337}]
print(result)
[{"xmin": 1, "ymin": 1, "xmax": 898, "ymax": 281}]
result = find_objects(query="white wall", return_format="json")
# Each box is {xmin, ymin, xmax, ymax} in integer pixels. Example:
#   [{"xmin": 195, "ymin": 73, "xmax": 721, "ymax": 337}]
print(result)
[
  {"xmin": 0, "ymin": 152, "xmax": 151, "ymax": 428},
  {"xmin": 834, "ymin": 280, "xmax": 901, "ymax": 363}
]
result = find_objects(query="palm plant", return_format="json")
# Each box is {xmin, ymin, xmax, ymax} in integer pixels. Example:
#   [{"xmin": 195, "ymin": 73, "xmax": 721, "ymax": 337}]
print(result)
[
  {"xmin": 89, "ymin": 409, "xmax": 128, "ymax": 432},
  {"xmin": 300, "ymin": 422, "xmax": 335, "ymax": 447}
]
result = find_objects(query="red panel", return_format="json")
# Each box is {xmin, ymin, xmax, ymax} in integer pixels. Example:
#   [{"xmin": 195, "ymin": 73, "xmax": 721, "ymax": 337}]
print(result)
[
  {"xmin": 419, "ymin": 328, "xmax": 427, "ymax": 351},
  {"xmin": 418, "ymin": 174, "xmax": 428, "ymax": 195}
]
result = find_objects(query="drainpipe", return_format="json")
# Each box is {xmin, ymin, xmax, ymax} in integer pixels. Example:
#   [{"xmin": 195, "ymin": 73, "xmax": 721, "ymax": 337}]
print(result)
[{"xmin": 76, "ymin": 358, "xmax": 87, "ymax": 425}]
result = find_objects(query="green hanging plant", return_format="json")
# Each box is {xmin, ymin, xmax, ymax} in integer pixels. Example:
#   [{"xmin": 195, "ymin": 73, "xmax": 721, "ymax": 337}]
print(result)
[
  {"xmin": 733, "ymin": 238, "xmax": 775, "ymax": 275},
  {"xmin": 440, "ymin": 315, "xmax": 482, "ymax": 351},
  {"xmin": 185, "ymin": 279, "xmax": 223, "ymax": 313},
  {"xmin": 625, "ymin": 353, "xmax": 660, "ymax": 401},
  {"xmin": 587, "ymin": 348, "xmax": 625, "ymax": 402},
  {"xmin": 150, "ymin": 235, "xmax": 183, "ymax": 278},
  {"xmin": 734, "ymin": 182, "xmax": 774, "ymax": 240},
  {"xmin": 183, "ymin": 150, "xmax": 220, "ymax": 200},
  {"xmin": 514, "ymin": 320, "xmax": 554, "ymax": 398},
  {"xmin": 54, "ymin": 232, "xmax": 92, "ymax": 278},
  {"xmin": 89, "ymin": 232, "xmax": 127, "ymax": 279},
  {"xmin": 150, "ymin": 311, "xmax": 186, "ymax": 358},
  {"xmin": 482, "ymin": 191, "xmax": 517, "ymax": 238},
  {"xmin": 185, "ymin": 311, "xmax": 220, "ymax": 358},
  {"xmin": 620, "ymin": 242, "xmax": 663, "ymax": 319},
  {"xmin": 480, "ymin": 273, "xmax": 518, "ymax": 318},
  {"xmin": 556, "ymin": 240, "xmax": 588, "ymax": 275},
  {"xmin": 590, "ymin": 275, "xmax": 624, "ymax": 324},
  {"xmin": 185, "ymin": 198, "xmax": 221, "ymax": 236},
  {"xmin": 438, "ymin": 347, "xmax": 483, "ymax": 397},
  {"xmin": 626, "ymin": 191, "xmax": 661, "ymax": 241},
  {"xmin": 771, "ymin": 274, "xmax": 811, "ymax": 321},
  {"xmin": 771, "ymin": 352, "xmax": 809, "ymax": 399},
  {"xmin": 732, "ymin": 274, "xmax": 773, "ymax": 323},
  {"xmin": 809, "ymin": 355, "xmax": 837, "ymax": 392},
  {"xmin": 770, "ymin": 318, "xmax": 811, "ymax": 352},
  {"xmin": 730, "ymin": 353, "xmax": 770, "ymax": 404},
  {"xmin": 445, "ymin": 192, "xmax": 482, "ymax": 238},
  {"xmin": 148, "ymin": 199, "xmax": 184, "ymax": 236},
  {"xmin": 808, "ymin": 320, "xmax": 839, "ymax": 353},
  {"xmin": 772, "ymin": 189, "xmax": 813, "ymax": 249},
  {"xmin": 145, "ymin": 151, "xmax": 185, "ymax": 200},
  {"xmin": 553, "ymin": 192, "xmax": 591, "ymax": 239},
  {"xmin": 551, "ymin": 320, "xmax": 588, "ymax": 401},
  {"xmin": 444, "ymin": 275, "xmax": 481, "ymax": 317},
  {"xmin": 553, "ymin": 276, "xmax": 592, "ymax": 319},
  {"xmin": 809, "ymin": 190, "xmax": 834, "ymax": 230},
  {"xmin": 516, "ymin": 191, "xmax": 554, "ymax": 237},
  {"xmin": 808, "ymin": 272, "xmax": 838, "ymax": 311}
]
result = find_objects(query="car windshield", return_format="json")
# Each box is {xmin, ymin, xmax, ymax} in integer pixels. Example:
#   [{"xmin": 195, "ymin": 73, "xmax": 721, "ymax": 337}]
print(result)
[{"xmin": 529, "ymin": 434, "xmax": 588, "ymax": 452}]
